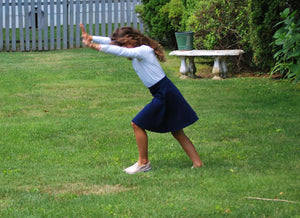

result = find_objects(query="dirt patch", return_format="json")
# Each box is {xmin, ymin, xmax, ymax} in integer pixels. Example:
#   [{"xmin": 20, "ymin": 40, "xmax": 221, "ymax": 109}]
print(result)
[
  {"xmin": 20, "ymin": 183, "xmax": 134, "ymax": 196},
  {"xmin": 52, "ymin": 183, "xmax": 134, "ymax": 196}
]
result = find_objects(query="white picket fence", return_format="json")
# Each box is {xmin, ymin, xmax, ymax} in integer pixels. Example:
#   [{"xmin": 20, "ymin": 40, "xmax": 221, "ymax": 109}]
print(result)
[{"xmin": 0, "ymin": 0, "xmax": 143, "ymax": 51}]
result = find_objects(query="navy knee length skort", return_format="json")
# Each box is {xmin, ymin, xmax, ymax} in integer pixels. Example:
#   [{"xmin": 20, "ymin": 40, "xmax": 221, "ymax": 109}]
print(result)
[{"xmin": 132, "ymin": 76, "xmax": 198, "ymax": 133}]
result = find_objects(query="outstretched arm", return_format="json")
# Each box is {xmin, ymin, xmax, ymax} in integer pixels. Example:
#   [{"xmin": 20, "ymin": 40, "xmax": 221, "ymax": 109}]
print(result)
[
  {"xmin": 79, "ymin": 23, "xmax": 92, "ymax": 42},
  {"xmin": 80, "ymin": 23, "xmax": 101, "ymax": 50}
]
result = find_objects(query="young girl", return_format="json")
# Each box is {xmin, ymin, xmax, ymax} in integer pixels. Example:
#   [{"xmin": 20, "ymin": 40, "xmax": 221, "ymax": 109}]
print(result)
[{"xmin": 80, "ymin": 24, "xmax": 203, "ymax": 174}]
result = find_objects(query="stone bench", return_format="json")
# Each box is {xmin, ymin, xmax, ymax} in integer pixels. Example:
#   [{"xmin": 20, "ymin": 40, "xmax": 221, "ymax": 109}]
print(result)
[{"xmin": 169, "ymin": 49, "xmax": 244, "ymax": 80}]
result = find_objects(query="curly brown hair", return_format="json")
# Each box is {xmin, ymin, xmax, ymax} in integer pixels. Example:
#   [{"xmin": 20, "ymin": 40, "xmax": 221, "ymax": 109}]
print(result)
[{"xmin": 110, "ymin": 27, "xmax": 166, "ymax": 62}]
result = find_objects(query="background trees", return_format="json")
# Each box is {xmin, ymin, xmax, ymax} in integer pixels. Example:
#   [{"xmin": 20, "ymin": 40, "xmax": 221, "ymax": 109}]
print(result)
[
  {"xmin": 137, "ymin": 0, "xmax": 300, "ymax": 75},
  {"xmin": 249, "ymin": 0, "xmax": 299, "ymax": 71}
]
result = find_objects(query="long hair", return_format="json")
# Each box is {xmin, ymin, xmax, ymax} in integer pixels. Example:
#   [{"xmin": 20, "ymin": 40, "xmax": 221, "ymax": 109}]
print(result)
[{"xmin": 110, "ymin": 27, "xmax": 166, "ymax": 62}]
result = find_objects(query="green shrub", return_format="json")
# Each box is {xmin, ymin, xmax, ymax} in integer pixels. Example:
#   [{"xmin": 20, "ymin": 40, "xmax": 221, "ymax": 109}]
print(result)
[
  {"xmin": 136, "ymin": 0, "xmax": 176, "ymax": 47},
  {"xmin": 137, "ymin": 0, "xmax": 251, "ymax": 55},
  {"xmin": 186, "ymin": 0, "xmax": 250, "ymax": 50},
  {"xmin": 184, "ymin": 0, "xmax": 251, "ymax": 69},
  {"xmin": 248, "ymin": 0, "xmax": 300, "ymax": 71},
  {"xmin": 160, "ymin": 0, "xmax": 186, "ymax": 32},
  {"xmin": 136, "ymin": 0, "xmax": 197, "ymax": 48},
  {"xmin": 136, "ymin": 0, "xmax": 299, "ymax": 74},
  {"xmin": 249, "ymin": 0, "xmax": 285, "ymax": 70},
  {"xmin": 271, "ymin": 8, "xmax": 300, "ymax": 83}
]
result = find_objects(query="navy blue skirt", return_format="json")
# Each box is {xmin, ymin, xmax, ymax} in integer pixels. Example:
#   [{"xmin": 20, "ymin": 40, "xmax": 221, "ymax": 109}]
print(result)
[{"xmin": 132, "ymin": 77, "xmax": 198, "ymax": 133}]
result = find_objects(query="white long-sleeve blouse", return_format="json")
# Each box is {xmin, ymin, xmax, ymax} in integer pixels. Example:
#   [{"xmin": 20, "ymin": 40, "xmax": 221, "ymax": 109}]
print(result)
[{"xmin": 92, "ymin": 36, "xmax": 165, "ymax": 88}]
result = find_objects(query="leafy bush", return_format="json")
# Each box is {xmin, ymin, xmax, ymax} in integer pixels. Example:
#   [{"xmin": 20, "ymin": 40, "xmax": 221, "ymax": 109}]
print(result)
[
  {"xmin": 136, "ymin": 0, "xmax": 299, "ymax": 73},
  {"xmin": 248, "ymin": 0, "xmax": 300, "ymax": 71},
  {"xmin": 186, "ymin": 0, "xmax": 250, "ymax": 51},
  {"xmin": 249, "ymin": 0, "xmax": 285, "ymax": 70},
  {"xmin": 136, "ymin": 0, "xmax": 198, "ymax": 48},
  {"xmin": 136, "ymin": 0, "xmax": 177, "ymax": 47},
  {"xmin": 271, "ymin": 8, "xmax": 300, "ymax": 83},
  {"xmin": 160, "ymin": 0, "xmax": 185, "ymax": 32},
  {"xmin": 137, "ymin": 0, "xmax": 251, "ymax": 54},
  {"xmin": 184, "ymin": 0, "xmax": 251, "ymax": 70}
]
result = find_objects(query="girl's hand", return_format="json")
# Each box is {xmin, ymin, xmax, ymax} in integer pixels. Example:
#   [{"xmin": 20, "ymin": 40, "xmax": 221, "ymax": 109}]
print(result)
[
  {"xmin": 79, "ymin": 23, "xmax": 92, "ymax": 42},
  {"xmin": 82, "ymin": 38, "xmax": 91, "ymax": 46},
  {"xmin": 80, "ymin": 23, "xmax": 100, "ymax": 50}
]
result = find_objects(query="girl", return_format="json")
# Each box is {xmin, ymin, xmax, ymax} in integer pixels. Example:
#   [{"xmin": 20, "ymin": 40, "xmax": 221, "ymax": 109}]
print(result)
[{"xmin": 80, "ymin": 24, "xmax": 203, "ymax": 174}]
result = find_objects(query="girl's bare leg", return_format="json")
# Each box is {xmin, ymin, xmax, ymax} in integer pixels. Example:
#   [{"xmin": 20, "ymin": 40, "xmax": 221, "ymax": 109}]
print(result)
[
  {"xmin": 172, "ymin": 129, "xmax": 204, "ymax": 167},
  {"xmin": 131, "ymin": 122, "xmax": 149, "ymax": 165}
]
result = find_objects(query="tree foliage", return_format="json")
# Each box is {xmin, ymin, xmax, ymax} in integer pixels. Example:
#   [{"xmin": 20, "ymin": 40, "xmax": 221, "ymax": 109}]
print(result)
[
  {"xmin": 185, "ymin": 0, "xmax": 250, "ymax": 50},
  {"xmin": 271, "ymin": 8, "xmax": 300, "ymax": 83},
  {"xmin": 136, "ymin": 0, "xmax": 300, "ymax": 73},
  {"xmin": 249, "ymin": 0, "xmax": 287, "ymax": 70},
  {"xmin": 136, "ymin": 0, "xmax": 176, "ymax": 47},
  {"xmin": 137, "ymin": 0, "xmax": 252, "ymax": 66}
]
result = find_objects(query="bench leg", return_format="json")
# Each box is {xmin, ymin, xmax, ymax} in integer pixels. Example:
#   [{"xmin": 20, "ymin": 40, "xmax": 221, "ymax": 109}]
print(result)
[
  {"xmin": 179, "ymin": 57, "xmax": 189, "ymax": 75},
  {"xmin": 188, "ymin": 57, "xmax": 196, "ymax": 78},
  {"xmin": 179, "ymin": 57, "xmax": 197, "ymax": 78},
  {"xmin": 220, "ymin": 59, "xmax": 228, "ymax": 78},
  {"xmin": 212, "ymin": 57, "xmax": 228, "ymax": 80}
]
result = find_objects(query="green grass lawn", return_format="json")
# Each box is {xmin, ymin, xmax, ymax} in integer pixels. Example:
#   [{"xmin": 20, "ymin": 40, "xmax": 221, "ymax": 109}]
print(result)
[{"xmin": 0, "ymin": 48, "xmax": 299, "ymax": 217}]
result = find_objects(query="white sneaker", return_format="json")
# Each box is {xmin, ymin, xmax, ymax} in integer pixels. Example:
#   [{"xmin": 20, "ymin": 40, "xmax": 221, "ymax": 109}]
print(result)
[{"xmin": 124, "ymin": 162, "xmax": 152, "ymax": 174}]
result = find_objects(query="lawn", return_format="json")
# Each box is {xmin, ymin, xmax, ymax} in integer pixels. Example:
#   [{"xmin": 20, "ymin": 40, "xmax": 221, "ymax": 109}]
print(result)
[{"xmin": 0, "ymin": 48, "xmax": 299, "ymax": 217}]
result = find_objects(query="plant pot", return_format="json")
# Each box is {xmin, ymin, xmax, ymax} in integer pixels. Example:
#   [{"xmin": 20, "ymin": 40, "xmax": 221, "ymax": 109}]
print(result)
[{"xmin": 175, "ymin": 31, "xmax": 194, "ymax": 50}]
